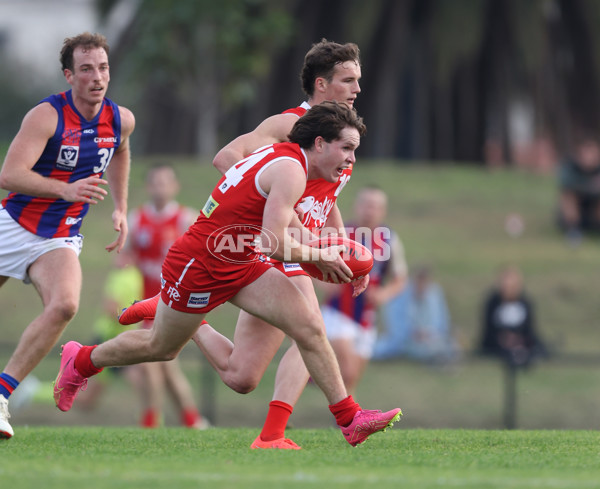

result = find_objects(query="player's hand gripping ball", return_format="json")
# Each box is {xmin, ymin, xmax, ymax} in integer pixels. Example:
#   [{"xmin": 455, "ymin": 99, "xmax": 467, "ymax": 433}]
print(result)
[{"xmin": 300, "ymin": 236, "xmax": 373, "ymax": 282}]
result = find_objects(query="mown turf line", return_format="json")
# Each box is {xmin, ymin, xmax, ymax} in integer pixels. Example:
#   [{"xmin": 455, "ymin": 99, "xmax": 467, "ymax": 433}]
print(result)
[{"xmin": 2, "ymin": 427, "xmax": 600, "ymax": 489}]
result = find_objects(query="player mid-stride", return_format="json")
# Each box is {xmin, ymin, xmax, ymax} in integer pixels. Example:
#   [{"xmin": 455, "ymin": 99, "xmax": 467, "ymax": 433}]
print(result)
[
  {"xmin": 0, "ymin": 32, "xmax": 134, "ymax": 440},
  {"xmin": 53, "ymin": 101, "xmax": 401, "ymax": 447},
  {"xmin": 118, "ymin": 39, "xmax": 398, "ymax": 450}
]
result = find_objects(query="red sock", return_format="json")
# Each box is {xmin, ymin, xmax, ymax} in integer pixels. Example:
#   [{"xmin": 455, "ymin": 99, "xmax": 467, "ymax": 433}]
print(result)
[
  {"xmin": 259, "ymin": 400, "xmax": 293, "ymax": 441},
  {"xmin": 74, "ymin": 345, "xmax": 103, "ymax": 378},
  {"xmin": 181, "ymin": 408, "xmax": 200, "ymax": 427},
  {"xmin": 141, "ymin": 409, "xmax": 159, "ymax": 428},
  {"xmin": 329, "ymin": 395, "xmax": 361, "ymax": 427}
]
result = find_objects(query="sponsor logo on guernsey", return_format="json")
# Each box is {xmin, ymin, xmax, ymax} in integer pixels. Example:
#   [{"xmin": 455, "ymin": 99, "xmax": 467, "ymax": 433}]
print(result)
[
  {"xmin": 283, "ymin": 263, "xmax": 302, "ymax": 272},
  {"xmin": 297, "ymin": 195, "xmax": 335, "ymax": 228},
  {"xmin": 202, "ymin": 196, "xmax": 219, "ymax": 218},
  {"xmin": 94, "ymin": 137, "xmax": 117, "ymax": 143},
  {"xmin": 166, "ymin": 286, "xmax": 180, "ymax": 301},
  {"xmin": 160, "ymin": 274, "xmax": 166, "ymax": 290},
  {"xmin": 62, "ymin": 129, "xmax": 81, "ymax": 145},
  {"xmin": 334, "ymin": 172, "xmax": 351, "ymax": 197},
  {"xmin": 65, "ymin": 217, "xmax": 82, "ymax": 225},
  {"xmin": 56, "ymin": 145, "xmax": 79, "ymax": 170},
  {"xmin": 187, "ymin": 292, "xmax": 211, "ymax": 308},
  {"xmin": 83, "ymin": 129, "xmax": 95, "ymax": 134}
]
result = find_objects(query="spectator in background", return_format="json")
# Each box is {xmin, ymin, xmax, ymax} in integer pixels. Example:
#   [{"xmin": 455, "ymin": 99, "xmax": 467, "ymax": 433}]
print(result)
[
  {"xmin": 373, "ymin": 265, "xmax": 458, "ymax": 364},
  {"xmin": 557, "ymin": 135, "xmax": 600, "ymax": 245},
  {"xmin": 479, "ymin": 265, "xmax": 546, "ymax": 367},
  {"xmin": 127, "ymin": 164, "xmax": 208, "ymax": 429},
  {"xmin": 321, "ymin": 186, "xmax": 407, "ymax": 395}
]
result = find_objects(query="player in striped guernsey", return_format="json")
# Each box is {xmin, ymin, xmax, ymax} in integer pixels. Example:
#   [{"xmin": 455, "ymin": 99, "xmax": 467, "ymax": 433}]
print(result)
[
  {"xmin": 0, "ymin": 32, "xmax": 135, "ymax": 439},
  {"xmin": 322, "ymin": 186, "xmax": 407, "ymax": 396}
]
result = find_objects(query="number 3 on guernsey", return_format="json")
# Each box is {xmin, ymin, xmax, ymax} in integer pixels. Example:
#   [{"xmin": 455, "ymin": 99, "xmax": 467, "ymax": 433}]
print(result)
[{"xmin": 93, "ymin": 147, "xmax": 114, "ymax": 173}]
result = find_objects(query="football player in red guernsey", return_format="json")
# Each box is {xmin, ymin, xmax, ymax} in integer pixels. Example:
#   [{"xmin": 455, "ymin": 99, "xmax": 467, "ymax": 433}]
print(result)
[
  {"xmin": 54, "ymin": 102, "xmax": 401, "ymax": 447},
  {"xmin": 119, "ymin": 40, "xmax": 403, "ymax": 449},
  {"xmin": 198, "ymin": 40, "xmax": 369, "ymax": 450},
  {"xmin": 0, "ymin": 32, "xmax": 135, "ymax": 439}
]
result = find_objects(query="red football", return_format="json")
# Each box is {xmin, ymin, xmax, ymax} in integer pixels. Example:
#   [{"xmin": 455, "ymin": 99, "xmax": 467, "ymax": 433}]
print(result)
[{"xmin": 300, "ymin": 236, "xmax": 373, "ymax": 282}]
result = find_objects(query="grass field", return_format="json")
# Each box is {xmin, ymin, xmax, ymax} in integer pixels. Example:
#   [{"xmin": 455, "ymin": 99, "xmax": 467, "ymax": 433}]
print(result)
[
  {"xmin": 2, "ymin": 161, "xmax": 600, "ymax": 488},
  {"xmin": 2, "ymin": 161, "xmax": 600, "ymax": 432},
  {"xmin": 2, "ymin": 427, "xmax": 600, "ymax": 489}
]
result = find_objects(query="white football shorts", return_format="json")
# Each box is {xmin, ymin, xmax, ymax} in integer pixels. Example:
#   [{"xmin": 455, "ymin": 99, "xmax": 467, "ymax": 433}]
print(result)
[
  {"xmin": 321, "ymin": 305, "xmax": 377, "ymax": 359},
  {"xmin": 0, "ymin": 206, "xmax": 83, "ymax": 283}
]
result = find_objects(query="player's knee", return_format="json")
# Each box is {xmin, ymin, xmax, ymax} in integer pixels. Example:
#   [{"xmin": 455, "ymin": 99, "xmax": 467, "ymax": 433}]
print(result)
[
  {"xmin": 225, "ymin": 373, "xmax": 260, "ymax": 394},
  {"xmin": 46, "ymin": 298, "xmax": 79, "ymax": 324},
  {"xmin": 146, "ymin": 341, "xmax": 179, "ymax": 362},
  {"xmin": 156, "ymin": 347, "xmax": 179, "ymax": 362},
  {"xmin": 291, "ymin": 311, "xmax": 325, "ymax": 346},
  {"xmin": 227, "ymin": 380, "xmax": 256, "ymax": 395}
]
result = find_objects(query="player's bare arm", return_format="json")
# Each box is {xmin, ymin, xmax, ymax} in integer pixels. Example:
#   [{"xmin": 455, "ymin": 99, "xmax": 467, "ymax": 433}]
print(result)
[
  {"xmin": 104, "ymin": 106, "xmax": 135, "ymax": 253},
  {"xmin": 260, "ymin": 160, "xmax": 352, "ymax": 283},
  {"xmin": 0, "ymin": 103, "xmax": 108, "ymax": 203},
  {"xmin": 212, "ymin": 113, "xmax": 300, "ymax": 174}
]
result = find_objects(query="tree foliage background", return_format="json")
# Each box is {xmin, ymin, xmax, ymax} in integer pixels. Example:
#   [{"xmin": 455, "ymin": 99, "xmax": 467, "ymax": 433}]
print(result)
[{"xmin": 5, "ymin": 0, "xmax": 600, "ymax": 165}]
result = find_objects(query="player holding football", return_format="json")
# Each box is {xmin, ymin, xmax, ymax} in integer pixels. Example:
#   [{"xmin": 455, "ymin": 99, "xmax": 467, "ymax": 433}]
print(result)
[
  {"xmin": 0, "ymin": 32, "xmax": 135, "ymax": 439},
  {"xmin": 119, "ymin": 40, "xmax": 391, "ymax": 449},
  {"xmin": 198, "ymin": 39, "xmax": 365, "ymax": 450},
  {"xmin": 53, "ymin": 102, "xmax": 402, "ymax": 447}
]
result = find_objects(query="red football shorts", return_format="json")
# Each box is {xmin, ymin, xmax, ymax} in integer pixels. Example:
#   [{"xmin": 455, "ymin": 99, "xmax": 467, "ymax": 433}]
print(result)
[{"xmin": 160, "ymin": 244, "xmax": 272, "ymax": 314}]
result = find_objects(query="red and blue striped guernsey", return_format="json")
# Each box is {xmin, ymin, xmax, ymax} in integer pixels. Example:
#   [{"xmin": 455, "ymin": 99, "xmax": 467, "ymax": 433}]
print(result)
[
  {"xmin": 327, "ymin": 225, "xmax": 393, "ymax": 329},
  {"xmin": 1, "ymin": 89, "xmax": 122, "ymax": 238}
]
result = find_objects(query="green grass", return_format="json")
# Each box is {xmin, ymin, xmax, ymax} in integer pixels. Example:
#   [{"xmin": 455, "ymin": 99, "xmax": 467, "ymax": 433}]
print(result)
[
  {"xmin": 2, "ymin": 427, "xmax": 600, "ymax": 489},
  {"xmin": 2, "ymin": 161, "xmax": 600, "ymax": 488}
]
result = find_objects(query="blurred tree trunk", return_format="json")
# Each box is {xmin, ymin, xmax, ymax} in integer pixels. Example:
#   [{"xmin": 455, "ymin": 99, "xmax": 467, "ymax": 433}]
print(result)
[
  {"xmin": 403, "ymin": 0, "xmax": 433, "ymax": 161},
  {"xmin": 540, "ymin": 0, "xmax": 573, "ymax": 153},
  {"xmin": 479, "ymin": 0, "xmax": 514, "ymax": 165},
  {"xmin": 453, "ymin": 59, "xmax": 482, "ymax": 163},
  {"xmin": 558, "ymin": 0, "xmax": 600, "ymax": 136},
  {"xmin": 360, "ymin": 0, "xmax": 413, "ymax": 158}
]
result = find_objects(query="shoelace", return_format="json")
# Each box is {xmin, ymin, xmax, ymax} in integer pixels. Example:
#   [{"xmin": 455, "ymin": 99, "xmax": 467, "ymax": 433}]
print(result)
[
  {"xmin": 78, "ymin": 378, "xmax": 89, "ymax": 392},
  {"xmin": 64, "ymin": 377, "xmax": 88, "ymax": 392},
  {"xmin": 357, "ymin": 409, "xmax": 382, "ymax": 416}
]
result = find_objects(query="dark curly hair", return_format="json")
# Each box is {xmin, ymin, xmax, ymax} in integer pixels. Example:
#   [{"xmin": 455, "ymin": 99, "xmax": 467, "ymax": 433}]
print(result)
[
  {"xmin": 288, "ymin": 101, "xmax": 366, "ymax": 149},
  {"xmin": 60, "ymin": 32, "xmax": 110, "ymax": 72},
  {"xmin": 300, "ymin": 39, "xmax": 360, "ymax": 97}
]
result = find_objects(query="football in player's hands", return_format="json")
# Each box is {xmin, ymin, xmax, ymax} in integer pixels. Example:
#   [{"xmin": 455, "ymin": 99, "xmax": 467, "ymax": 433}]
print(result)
[{"xmin": 300, "ymin": 236, "xmax": 373, "ymax": 282}]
